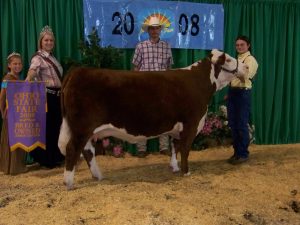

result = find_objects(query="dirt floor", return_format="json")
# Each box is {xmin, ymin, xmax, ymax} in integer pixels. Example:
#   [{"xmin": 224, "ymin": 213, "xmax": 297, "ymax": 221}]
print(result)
[{"xmin": 0, "ymin": 144, "xmax": 300, "ymax": 225}]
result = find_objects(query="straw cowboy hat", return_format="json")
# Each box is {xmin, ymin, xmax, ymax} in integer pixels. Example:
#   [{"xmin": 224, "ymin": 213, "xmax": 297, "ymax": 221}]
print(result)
[{"xmin": 142, "ymin": 16, "xmax": 165, "ymax": 32}]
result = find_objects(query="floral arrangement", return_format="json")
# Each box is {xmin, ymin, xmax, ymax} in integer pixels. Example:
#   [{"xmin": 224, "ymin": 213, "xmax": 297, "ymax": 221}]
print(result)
[
  {"xmin": 192, "ymin": 105, "xmax": 255, "ymax": 150},
  {"xmin": 192, "ymin": 105, "xmax": 232, "ymax": 150},
  {"xmin": 97, "ymin": 137, "xmax": 125, "ymax": 158}
]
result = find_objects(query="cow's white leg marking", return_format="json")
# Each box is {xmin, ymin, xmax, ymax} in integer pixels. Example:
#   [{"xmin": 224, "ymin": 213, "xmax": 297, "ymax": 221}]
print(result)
[
  {"xmin": 184, "ymin": 171, "xmax": 191, "ymax": 176},
  {"xmin": 84, "ymin": 140, "xmax": 103, "ymax": 180},
  {"xmin": 197, "ymin": 110, "xmax": 208, "ymax": 135},
  {"xmin": 64, "ymin": 167, "xmax": 75, "ymax": 190},
  {"xmin": 58, "ymin": 118, "xmax": 70, "ymax": 156},
  {"xmin": 170, "ymin": 142, "xmax": 180, "ymax": 172}
]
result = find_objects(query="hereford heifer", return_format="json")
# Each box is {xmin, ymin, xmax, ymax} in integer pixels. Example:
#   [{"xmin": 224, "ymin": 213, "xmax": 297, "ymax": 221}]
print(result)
[{"xmin": 58, "ymin": 49, "xmax": 248, "ymax": 190}]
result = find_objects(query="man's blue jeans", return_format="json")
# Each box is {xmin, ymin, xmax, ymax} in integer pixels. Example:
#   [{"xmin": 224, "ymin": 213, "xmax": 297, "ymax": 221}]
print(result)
[{"xmin": 227, "ymin": 87, "xmax": 251, "ymax": 158}]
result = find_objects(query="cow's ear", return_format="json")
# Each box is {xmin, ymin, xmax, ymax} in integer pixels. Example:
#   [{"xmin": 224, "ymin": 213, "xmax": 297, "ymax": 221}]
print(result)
[{"xmin": 218, "ymin": 53, "xmax": 226, "ymax": 65}]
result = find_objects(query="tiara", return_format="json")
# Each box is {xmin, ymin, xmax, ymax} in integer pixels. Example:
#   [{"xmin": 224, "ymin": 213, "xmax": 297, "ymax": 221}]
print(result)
[
  {"xmin": 7, "ymin": 52, "xmax": 21, "ymax": 60},
  {"xmin": 39, "ymin": 25, "xmax": 54, "ymax": 37}
]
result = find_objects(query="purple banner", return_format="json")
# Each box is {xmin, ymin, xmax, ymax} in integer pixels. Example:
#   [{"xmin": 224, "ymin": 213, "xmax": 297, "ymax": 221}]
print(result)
[{"xmin": 6, "ymin": 81, "xmax": 46, "ymax": 152}]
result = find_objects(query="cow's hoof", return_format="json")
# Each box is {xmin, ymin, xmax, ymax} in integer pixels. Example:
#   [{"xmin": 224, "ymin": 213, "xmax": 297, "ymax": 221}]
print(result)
[
  {"xmin": 66, "ymin": 184, "xmax": 74, "ymax": 191},
  {"xmin": 92, "ymin": 175, "xmax": 104, "ymax": 181},
  {"xmin": 63, "ymin": 179, "xmax": 74, "ymax": 190},
  {"xmin": 90, "ymin": 169, "xmax": 103, "ymax": 181},
  {"xmin": 64, "ymin": 169, "xmax": 75, "ymax": 190},
  {"xmin": 171, "ymin": 167, "xmax": 180, "ymax": 173},
  {"xmin": 183, "ymin": 172, "xmax": 191, "ymax": 176},
  {"xmin": 169, "ymin": 165, "xmax": 180, "ymax": 173}
]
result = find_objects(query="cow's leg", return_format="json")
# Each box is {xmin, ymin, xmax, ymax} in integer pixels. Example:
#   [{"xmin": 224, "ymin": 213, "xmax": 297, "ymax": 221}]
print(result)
[
  {"xmin": 181, "ymin": 148, "xmax": 191, "ymax": 176},
  {"xmin": 179, "ymin": 143, "xmax": 192, "ymax": 176},
  {"xmin": 82, "ymin": 140, "xmax": 103, "ymax": 180},
  {"xmin": 64, "ymin": 136, "xmax": 86, "ymax": 190},
  {"xmin": 64, "ymin": 167, "xmax": 75, "ymax": 190},
  {"xmin": 176, "ymin": 126, "xmax": 197, "ymax": 176},
  {"xmin": 169, "ymin": 140, "xmax": 180, "ymax": 172}
]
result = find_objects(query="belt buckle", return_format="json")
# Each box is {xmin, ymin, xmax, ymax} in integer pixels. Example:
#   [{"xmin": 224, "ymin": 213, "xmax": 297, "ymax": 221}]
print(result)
[{"xmin": 46, "ymin": 88, "xmax": 60, "ymax": 96}]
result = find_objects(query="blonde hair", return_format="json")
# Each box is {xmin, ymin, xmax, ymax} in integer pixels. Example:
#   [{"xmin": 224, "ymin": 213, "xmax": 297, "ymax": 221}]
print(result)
[{"xmin": 38, "ymin": 25, "xmax": 55, "ymax": 50}]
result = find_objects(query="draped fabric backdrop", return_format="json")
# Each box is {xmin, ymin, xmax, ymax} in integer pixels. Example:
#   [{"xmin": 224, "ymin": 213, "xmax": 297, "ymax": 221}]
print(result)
[
  {"xmin": 0, "ymin": 0, "xmax": 299, "ymax": 145},
  {"xmin": 0, "ymin": 0, "xmax": 83, "ymax": 78}
]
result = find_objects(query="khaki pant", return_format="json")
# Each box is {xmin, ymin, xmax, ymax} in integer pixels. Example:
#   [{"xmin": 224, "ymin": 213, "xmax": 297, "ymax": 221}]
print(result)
[{"xmin": 137, "ymin": 134, "xmax": 169, "ymax": 152}]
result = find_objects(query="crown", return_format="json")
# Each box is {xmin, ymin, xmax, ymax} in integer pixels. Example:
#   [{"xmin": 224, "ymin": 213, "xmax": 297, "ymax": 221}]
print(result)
[
  {"xmin": 39, "ymin": 25, "xmax": 54, "ymax": 37},
  {"xmin": 7, "ymin": 52, "xmax": 21, "ymax": 61}
]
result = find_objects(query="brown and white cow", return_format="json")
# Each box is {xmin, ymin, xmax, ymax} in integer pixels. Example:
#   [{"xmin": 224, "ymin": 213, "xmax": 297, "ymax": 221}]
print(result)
[{"xmin": 58, "ymin": 49, "xmax": 248, "ymax": 190}]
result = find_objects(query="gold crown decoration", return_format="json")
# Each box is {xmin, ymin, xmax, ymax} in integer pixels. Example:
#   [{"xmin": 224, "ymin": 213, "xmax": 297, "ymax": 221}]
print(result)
[
  {"xmin": 7, "ymin": 52, "xmax": 21, "ymax": 61},
  {"xmin": 39, "ymin": 25, "xmax": 54, "ymax": 38}
]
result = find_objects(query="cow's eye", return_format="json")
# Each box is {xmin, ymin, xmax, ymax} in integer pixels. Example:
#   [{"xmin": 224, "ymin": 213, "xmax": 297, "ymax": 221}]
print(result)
[{"xmin": 226, "ymin": 58, "xmax": 231, "ymax": 62}]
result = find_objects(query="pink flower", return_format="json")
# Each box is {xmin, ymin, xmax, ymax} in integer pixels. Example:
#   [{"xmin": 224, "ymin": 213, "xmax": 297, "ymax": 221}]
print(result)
[
  {"xmin": 214, "ymin": 119, "xmax": 223, "ymax": 129},
  {"xmin": 102, "ymin": 138, "xmax": 110, "ymax": 148},
  {"xmin": 200, "ymin": 121, "xmax": 213, "ymax": 136},
  {"xmin": 113, "ymin": 145, "xmax": 123, "ymax": 156}
]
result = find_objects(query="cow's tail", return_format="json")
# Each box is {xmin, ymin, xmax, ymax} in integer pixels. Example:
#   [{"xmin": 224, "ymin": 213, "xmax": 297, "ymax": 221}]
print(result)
[
  {"xmin": 61, "ymin": 67, "xmax": 76, "ymax": 117},
  {"xmin": 58, "ymin": 118, "xmax": 71, "ymax": 156},
  {"xmin": 59, "ymin": 68, "xmax": 77, "ymax": 155}
]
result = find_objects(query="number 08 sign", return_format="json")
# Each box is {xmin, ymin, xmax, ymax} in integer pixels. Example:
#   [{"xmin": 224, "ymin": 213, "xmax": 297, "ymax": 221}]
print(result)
[{"xmin": 84, "ymin": 0, "xmax": 224, "ymax": 50}]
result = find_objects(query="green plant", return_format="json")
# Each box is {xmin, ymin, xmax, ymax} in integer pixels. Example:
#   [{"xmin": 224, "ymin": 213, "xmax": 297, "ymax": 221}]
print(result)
[
  {"xmin": 78, "ymin": 27, "xmax": 122, "ymax": 68},
  {"xmin": 64, "ymin": 27, "xmax": 122, "ymax": 71}
]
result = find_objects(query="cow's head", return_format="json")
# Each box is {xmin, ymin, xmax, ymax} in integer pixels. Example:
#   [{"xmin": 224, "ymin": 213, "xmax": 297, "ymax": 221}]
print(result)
[{"xmin": 210, "ymin": 49, "xmax": 248, "ymax": 90}]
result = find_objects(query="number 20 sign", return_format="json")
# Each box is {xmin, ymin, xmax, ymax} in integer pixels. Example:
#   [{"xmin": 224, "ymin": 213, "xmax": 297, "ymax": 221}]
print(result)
[{"xmin": 84, "ymin": 0, "xmax": 224, "ymax": 50}]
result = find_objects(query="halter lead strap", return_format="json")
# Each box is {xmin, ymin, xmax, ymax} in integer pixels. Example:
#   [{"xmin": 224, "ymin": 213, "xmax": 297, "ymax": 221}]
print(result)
[{"xmin": 221, "ymin": 58, "xmax": 239, "ymax": 74}]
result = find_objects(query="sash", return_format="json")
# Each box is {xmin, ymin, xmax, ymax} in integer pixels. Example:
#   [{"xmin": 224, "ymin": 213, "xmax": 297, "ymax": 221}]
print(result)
[{"xmin": 34, "ymin": 52, "xmax": 62, "ymax": 82}]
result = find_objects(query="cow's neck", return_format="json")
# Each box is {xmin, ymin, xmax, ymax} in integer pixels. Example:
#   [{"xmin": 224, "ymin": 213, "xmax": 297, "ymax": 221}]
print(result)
[
  {"xmin": 191, "ymin": 59, "xmax": 217, "ymax": 102},
  {"xmin": 198, "ymin": 58, "xmax": 218, "ymax": 93}
]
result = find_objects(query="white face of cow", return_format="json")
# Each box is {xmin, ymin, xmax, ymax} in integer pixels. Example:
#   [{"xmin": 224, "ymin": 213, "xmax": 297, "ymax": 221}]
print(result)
[{"xmin": 210, "ymin": 49, "xmax": 249, "ymax": 90}]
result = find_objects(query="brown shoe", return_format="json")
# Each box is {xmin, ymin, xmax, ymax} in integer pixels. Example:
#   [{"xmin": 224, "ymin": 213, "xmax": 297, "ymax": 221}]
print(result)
[
  {"xmin": 229, "ymin": 157, "xmax": 249, "ymax": 165},
  {"xmin": 160, "ymin": 149, "xmax": 171, "ymax": 156},
  {"xmin": 137, "ymin": 151, "xmax": 147, "ymax": 158},
  {"xmin": 227, "ymin": 155, "xmax": 237, "ymax": 164}
]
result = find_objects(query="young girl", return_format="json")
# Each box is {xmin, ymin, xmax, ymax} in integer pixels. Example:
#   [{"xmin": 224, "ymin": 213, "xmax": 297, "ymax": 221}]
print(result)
[
  {"xmin": 0, "ymin": 52, "xmax": 27, "ymax": 175},
  {"xmin": 227, "ymin": 36, "xmax": 259, "ymax": 165}
]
